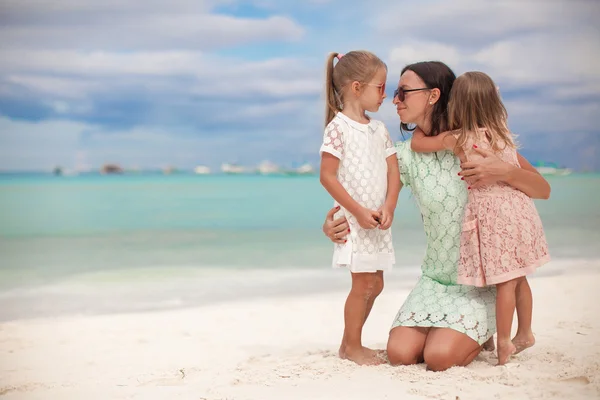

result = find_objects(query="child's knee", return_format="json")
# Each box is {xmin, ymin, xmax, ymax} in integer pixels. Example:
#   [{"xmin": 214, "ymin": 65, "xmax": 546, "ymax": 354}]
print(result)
[
  {"xmin": 374, "ymin": 275, "xmax": 384, "ymax": 296},
  {"xmin": 351, "ymin": 273, "xmax": 380, "ymax": 297}
]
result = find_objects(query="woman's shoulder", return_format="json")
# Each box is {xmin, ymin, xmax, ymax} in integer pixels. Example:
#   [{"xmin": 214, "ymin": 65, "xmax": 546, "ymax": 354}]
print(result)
[{"xmin": 395, "ymin": 139, "xmax": 413, "ymax": 156}]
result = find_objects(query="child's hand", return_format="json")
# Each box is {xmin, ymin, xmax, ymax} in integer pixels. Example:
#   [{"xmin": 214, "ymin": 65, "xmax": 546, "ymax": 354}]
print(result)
[
  {"xmin": 378, "ymin": 205, "xmax": 394, "ymax": 230},
  {"xmin": 355, "ymin": 207, "xmax": 381, "ymax": 229}
]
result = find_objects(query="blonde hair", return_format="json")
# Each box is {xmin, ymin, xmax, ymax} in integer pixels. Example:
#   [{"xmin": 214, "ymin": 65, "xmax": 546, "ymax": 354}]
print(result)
[
  {"xmin": 324, "ymin": 50, "xmax": 387, "ymax": 127},
  {"xmin": 448, "ymin": 71, "xmax": 516, "ymax": 152}
]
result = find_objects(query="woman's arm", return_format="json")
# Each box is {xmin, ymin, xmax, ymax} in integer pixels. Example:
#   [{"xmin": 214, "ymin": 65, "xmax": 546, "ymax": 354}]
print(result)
[{"xmin": 459, "ymin": 147, "xmax": 551, "ymax": 199}]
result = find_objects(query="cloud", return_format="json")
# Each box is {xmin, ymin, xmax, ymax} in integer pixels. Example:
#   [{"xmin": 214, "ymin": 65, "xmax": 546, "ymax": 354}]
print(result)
[
  {"xmin": 0, "ymin": 117, "xmax": 85, "ymax": 170},
  {"xmin": 0, "ymin": 1, "xmax": 304, "ymax": 51},
  {"xmin": 0, "ymin": 0, "xmax": 599, "ymax": 171},
  {"xmin": 376, "ymin": 0, "xmax": 599, "ymax": 48},
  {"xmin": 383, "ymin": 0, "xmax": 600, "ymax": 147}
]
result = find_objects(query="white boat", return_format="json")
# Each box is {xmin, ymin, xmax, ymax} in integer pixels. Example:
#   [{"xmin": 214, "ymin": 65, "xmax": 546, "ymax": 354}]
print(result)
[
  {"xmin": 257, "ymin": 160, "xmax": 280, "ymax": 175},
  {"xmin": 534, "ymin": 162, "xmax": 572, "ymax": 176},
  {"xmin": 295, "ymin": 163, "xmax": 315, "ymax": 175},
  {"xmin": 221, "ymin": 163, "xmax": 246, "ymax": 174},
  {"xmin": 194, "ymin": 165, "xmax": 211, "ymax": 175}
]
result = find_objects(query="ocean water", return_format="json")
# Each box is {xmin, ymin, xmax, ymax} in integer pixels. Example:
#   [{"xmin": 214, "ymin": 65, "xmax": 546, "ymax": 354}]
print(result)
[{"xmin": 0, "ymin": 173, "xmax": 599, "ymax": 321}]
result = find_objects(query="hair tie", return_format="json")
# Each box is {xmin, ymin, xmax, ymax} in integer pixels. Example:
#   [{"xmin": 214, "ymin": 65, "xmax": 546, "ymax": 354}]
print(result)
[{"xmin": 336, "ymin": 53, "xmax": 344, "ymax": 60}]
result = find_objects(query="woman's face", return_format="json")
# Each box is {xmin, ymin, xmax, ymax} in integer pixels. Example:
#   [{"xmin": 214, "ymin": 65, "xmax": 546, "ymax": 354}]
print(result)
[{"xmin": 393, "ymin": 70, "xmax": 431, "ymax": 125}]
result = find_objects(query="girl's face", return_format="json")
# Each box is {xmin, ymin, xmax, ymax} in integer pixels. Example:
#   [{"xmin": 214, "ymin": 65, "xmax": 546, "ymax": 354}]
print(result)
[
  {"xmin": 357, "ymin": 67, "xmax": 388, "ymax": 113},
  {"xmin": 393, "ymin": 70, "xmax": 431, "ymax": 125}
]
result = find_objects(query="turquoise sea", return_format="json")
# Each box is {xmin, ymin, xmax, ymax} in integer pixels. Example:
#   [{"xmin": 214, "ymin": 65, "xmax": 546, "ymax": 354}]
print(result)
[{"xmin": 0, "ymin": 173, "xmax": 599, "ymax": 321}]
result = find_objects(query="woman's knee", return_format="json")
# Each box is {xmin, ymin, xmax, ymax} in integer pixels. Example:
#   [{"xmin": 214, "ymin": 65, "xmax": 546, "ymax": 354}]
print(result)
[
  {"xmin": 423, "ymin": 340, "xmax": 481, "ymax": 371},
  {"xmin": 423, "ymin": 346, "xmax": 456, "ymax": 371},
  {"xmin": 387, "ymin": 342, "xmax": 422, "ymax": 366},
  {"xmin": 386, "ymin": 327, "xmax": 426, "ymax": 366}
]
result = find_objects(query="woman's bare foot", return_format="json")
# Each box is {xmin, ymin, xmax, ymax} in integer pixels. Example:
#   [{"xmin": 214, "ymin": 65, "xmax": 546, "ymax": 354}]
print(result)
[
  {"xmin": 483, "ymin": 336, "xmax": 495, "ymax": 352},
  {"xmin": 342, "ymin": 346, "xmax": 386, "ymax": 365},
  {"xmin": 512, "ymin": 332, "xmax": 535, "ymax": 354},
  {"xmin": 497, "ymin": 340, "xmax": 516, "ymax": 365}
]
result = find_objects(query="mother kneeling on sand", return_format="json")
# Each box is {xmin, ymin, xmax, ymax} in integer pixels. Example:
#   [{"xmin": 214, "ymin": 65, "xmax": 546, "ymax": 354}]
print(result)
[{"xmin": 322, "ymin": 61, "xmax": 551, "ymax": 371}]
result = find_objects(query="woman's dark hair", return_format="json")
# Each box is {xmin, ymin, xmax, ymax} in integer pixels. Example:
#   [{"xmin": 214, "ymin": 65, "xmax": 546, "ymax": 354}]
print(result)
[{"xmin": 400, "ymin": 61, "xmax": 456, "ymax": 137}]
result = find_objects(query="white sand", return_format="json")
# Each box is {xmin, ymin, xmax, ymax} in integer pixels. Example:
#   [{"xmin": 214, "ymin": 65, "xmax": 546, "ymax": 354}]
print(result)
[{"xmin": 1, "ymin": 262, "xmax": 599, "ymax": 400}]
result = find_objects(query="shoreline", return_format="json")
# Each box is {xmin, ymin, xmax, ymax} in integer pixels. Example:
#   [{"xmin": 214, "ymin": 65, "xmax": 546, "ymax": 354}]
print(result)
[
  {"xmin": 1, "ymin": 261, "xmax": 599, "ymax": 399},
  {"xmin": 0, "ymin": 257, "xmax": 597, "ymax": 323}
]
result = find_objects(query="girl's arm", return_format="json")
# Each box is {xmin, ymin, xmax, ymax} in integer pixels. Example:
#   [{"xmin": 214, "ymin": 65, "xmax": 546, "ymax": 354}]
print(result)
[
  {"xmin": 459, "ymin": 147, "xmax": 551, "ymax": 199},
  {"xmin": 384, "ymin": 154, "xmax": 401, "ymax": 210},
  {"xmin": 379, "ymin": 154, "xmax": 400, "ymax": 229},
  {"xmin": 320, "ymin": 153, "xmax": 381, "ymax": 229},
  {"xmin": 411, "ymin": 128, "xmax": 455, "ymax": 153}
]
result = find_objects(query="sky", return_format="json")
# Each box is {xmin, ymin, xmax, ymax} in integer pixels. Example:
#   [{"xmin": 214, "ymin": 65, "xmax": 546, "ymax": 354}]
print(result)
[{"xmin": 0, "ymin": 0, "xmax": 599, "ymax": 172}]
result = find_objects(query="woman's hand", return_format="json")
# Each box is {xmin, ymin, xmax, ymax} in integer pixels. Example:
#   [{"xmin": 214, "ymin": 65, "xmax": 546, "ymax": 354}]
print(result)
[
  {"xmin": 459, "ymin": 146, "xmax": 551, "ymax": 199},
  {"xmin": 323, "ymin": 206, "xmax": 349, "ymax": 243},
  {"xmin": 458, "ymin": 146, "xmax": 514, "ymax": 188}
]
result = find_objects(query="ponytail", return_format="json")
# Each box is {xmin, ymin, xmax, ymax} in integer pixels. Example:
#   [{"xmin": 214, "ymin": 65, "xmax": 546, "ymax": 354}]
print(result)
[{"xmin": 324, "ymin": 52, "xmax": 342, "ymax": 127}]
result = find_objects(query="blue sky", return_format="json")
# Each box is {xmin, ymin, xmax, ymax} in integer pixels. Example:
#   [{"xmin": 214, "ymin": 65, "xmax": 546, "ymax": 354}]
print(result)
[{"xmin": 0, "ymin": 0, "xmax": 599, "ymax": 172}]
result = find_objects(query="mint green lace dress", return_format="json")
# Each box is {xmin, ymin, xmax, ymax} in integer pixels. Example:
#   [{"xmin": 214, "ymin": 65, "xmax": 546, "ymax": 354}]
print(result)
[{"xmin": 390, "ymin": 140, "xmax": 496, "ymax": 345}]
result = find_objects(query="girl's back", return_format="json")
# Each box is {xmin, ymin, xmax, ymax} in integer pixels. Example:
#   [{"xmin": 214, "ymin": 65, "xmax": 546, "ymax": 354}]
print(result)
[
  {"xmin": 457, "ymin": 127, "xmax": 550, "ymax": 287},
  {"xmin": 460, "ymin": 128, "xmax": 522, "ymax": 197}
]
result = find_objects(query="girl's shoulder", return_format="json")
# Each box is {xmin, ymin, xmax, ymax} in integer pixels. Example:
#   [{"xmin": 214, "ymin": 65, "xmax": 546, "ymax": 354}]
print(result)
[{"xmin": 368, "ymin": 118, "xmax": 387, "ymax": 130}]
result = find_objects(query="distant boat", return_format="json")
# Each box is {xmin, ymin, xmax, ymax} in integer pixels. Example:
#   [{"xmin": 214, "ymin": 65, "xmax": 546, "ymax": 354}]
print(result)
[
  {"xmin": 257, "ymin": 160, "xmax": 280, "ymax": 175},
  {"xmin": 534, "ymin": 162, "xmax": 572, "ymax": 176},
  {"xmin": 283, "ymin": 163, "xmax": 316, "ymax": 176},
  {"xmin": 295, "ymin": 163, "xmax": 315, "ymax": 175},
  {"xmin": 221, "ymin": 163, "xmax": 246, "ymax": 174},
  {"xmin": 100, "ymin": 164, "xmax": 124, "ymax": 174},
  {"xmin": 162, "ymin": 166, "xmax": 178, "ymax": 175},
  {"xmin": 194, "ymin": 165, "xmax": 211, "ymax": 175},
  {"xmin": 53, "ymin": 166, "xmax": 63, "ymax": 176}
]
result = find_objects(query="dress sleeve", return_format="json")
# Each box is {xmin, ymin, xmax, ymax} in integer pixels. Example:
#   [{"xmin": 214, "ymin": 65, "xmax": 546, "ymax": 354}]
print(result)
[
  {"xmin": 383, "ymin": 123, "xmax": 398, "ymax": 158},
  {"xmin": 396, "ymin": 139, "xmax": 413, "ymax": 187},
  {"xmin": 319, "ymin": 120, "xmax": 345, "ymax": 159}
]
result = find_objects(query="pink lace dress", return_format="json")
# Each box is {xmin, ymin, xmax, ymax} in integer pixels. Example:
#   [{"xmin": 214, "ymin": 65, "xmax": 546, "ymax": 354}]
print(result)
[{"xmin": 457, "ymin": 130, "xmax": 550, "ymax": 287}]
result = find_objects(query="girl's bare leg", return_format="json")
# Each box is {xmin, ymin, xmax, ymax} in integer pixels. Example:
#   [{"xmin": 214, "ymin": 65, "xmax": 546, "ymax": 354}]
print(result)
[
  {"xmin": 513, "ymin": 277, "xmax": 536, "ymax": 353},
  {"xmin": 339, "ymin": 271, "xmax": 385, "ymax": 365},
  {"xmin": 496, "ymin": 279, "xmax": 519, "ymax": 365}
]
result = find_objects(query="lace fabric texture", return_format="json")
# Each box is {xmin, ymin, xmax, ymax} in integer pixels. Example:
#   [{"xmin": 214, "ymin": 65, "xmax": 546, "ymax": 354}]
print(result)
[
  {"xmin": 320, "ymin": 113, "xmax": 397, "ymax": 273},
  {"xmin": 391, "ymin": 140, "xmax": 496, "ymax": 344},
  {"xmin": 457, "ymin": 130, "xmax": 550, "ymax": 287}
]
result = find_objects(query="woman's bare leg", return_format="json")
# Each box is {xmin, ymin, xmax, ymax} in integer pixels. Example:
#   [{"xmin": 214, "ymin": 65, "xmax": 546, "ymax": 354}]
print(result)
[
  {"xmin": 339, "ymin": 271, "xmax": 385, "ymax": 365},
  {"xmin": 496, "ymin": 279, "xmax": 519, "ymax": 365},
  {"xmin": 423, "ymin": 327, "xmax": 482, "ymax": 371},
  {"xmin": 387, "ymin": 326, "xmax": 429, "ymax": 365},
  {"xmin": 513, "ymin": 277, "xmax": 535, "ymax": 353}
]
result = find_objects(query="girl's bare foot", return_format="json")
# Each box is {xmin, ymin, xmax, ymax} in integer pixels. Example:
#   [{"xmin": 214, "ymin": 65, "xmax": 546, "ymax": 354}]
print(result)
[
  {"xmin": 497, "ymin": 340, "xmax": 516, "ymax": 365},
  {"xmin": 512, "ymin": 332, "xmax": 535, "ymax": 354},
  {"xmin": 343, "ymin": 346, "xmax": 386, "ymax": 365},
  {"xmin": 483, "ymin": 336, "xmax": 495, "ymax": 351}
]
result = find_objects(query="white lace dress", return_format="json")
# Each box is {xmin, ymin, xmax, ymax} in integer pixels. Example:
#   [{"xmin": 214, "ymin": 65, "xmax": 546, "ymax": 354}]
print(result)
[{"xmin": 320, "ymin": 112, "xmax": 397, "ymax": 273}]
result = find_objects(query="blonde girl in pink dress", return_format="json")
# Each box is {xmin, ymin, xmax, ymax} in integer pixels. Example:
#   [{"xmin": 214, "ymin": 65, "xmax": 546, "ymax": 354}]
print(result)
[{"xmin": 410, "ymin": 71, "xmax": 550, "ymax": 365}]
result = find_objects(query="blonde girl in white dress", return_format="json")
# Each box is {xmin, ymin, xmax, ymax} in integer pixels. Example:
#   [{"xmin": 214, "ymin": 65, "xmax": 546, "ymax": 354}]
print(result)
[{"xmin": 319, "ymin": 50, "xmax": 400, "ymax": 365}]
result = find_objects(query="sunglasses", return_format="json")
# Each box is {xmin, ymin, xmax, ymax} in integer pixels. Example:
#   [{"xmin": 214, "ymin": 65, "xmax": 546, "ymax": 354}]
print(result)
[
  {"xmin": 393, "ymin": 87, "xmax": 429, "ymax": 102},
  {"xmin": 366, "ymin": 82, "xmax": 386, "ymax": 95}
]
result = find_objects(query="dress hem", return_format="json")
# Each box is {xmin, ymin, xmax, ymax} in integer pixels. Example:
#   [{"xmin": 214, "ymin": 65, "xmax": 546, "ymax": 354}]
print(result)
[
  {"xmin": 389, "ymin": 321, "xmax": 494, "ymax": 346},
  {"xmin": 458, "ymin": 255, "xmax": 551, "ymax": 287}
]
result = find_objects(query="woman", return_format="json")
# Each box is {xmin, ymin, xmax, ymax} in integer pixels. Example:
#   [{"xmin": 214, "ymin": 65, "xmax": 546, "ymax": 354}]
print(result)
[{"xmin": 322, "ymin": 61, "xmax": 551, "ymax": 371}]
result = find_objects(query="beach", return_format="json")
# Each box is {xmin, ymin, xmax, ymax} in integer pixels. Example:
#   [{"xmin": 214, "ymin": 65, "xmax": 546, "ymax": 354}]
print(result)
[
  {"xmin": 1, "ymin": 259, "xmax": 599, "ymax": 400},
  {"xmin": 1, "ymin": 174, "xmax": 599, "ymax": 399}
]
